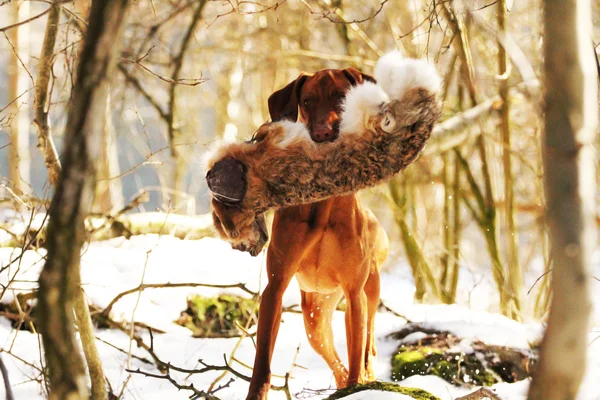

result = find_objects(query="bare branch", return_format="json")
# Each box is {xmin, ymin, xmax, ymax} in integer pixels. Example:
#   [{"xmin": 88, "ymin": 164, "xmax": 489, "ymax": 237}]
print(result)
[
  {"xmin": 301, "ymin": 0, "xmax": 389, "ymax": 24},
  {"xmin": 0, "ymin": 354, "xmax": 15, "ymax": 400},
  {"xmin": 121, "ymin": 57, "xmax": 206, "ymax": 87},
  {"xmin": 0, "ymin": 7, "xmax": 52, "ymax": 34},
  {"xmin": 117, "ymin": 63, "xmax": 168, "ymax": 121},
  {"xmin": 101, "ymin": 282, "xmax": 258, "ymax": 317},
  {"xmin": 33, "ymin": 2, "xmax": 62, "ymax": 187}
]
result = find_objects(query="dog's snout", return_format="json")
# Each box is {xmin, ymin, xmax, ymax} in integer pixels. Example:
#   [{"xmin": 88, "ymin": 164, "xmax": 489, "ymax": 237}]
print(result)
[{"xmin": 311, "ymin": 126, "xmax": 338, "ymax": 142}]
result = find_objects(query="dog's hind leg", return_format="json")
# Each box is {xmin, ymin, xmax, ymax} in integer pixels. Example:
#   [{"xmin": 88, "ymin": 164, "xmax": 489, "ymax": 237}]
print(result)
[
  {"xmin": 301, "ymin": 289, "xmax": 349, "ymax": 388},
  {"xmin": 363, "ymin": 267, "xmax": 380, "ymax": 382},
  {"xmin": 343, "ymin": 285, "xmax": 368, "ymax": 386}
]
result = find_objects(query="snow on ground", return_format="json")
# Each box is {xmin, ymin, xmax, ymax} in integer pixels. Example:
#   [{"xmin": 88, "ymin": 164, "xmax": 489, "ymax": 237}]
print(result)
[{"xmin": 0, "ymin": 234, "xmax": 599, "ymax": 399}]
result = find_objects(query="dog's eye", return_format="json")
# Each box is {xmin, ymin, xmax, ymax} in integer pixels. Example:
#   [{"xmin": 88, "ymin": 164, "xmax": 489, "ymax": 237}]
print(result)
[{"xmin": 303, "ymin": 99, "xmax": 312, "ymax": 108}]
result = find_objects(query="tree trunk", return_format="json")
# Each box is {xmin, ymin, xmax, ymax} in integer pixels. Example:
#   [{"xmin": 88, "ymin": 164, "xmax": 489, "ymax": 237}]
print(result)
[
  {"xmin": 389, "ymin": 179, "xmax": 440, "ymax": 301},
  {"xmin": 37, "ymin": 1, "xmax": 130, "ymax": 399},
  {"xmin": 74, "ymin": 289, "xmax": 107, "ymax": 400},
  {"xmin": 33, "ymin": 1, "xmax": 62, "ymax": 187},
  {"xmin": 7, "ymin": 0, "xmax": 31, "ymax": 197},
  {"xmin": 93, "ymin": 93, "xmax": 124, "ymax": 213},
  {"xmin": 497, "ymin": 0, "xmax": 522, "ymax": 318},
  {"xmin": 443, "ymin": 3, "xmax": 519, "ymax": 318},
  {"xmin": 528, "ymin": 0, "xmax": 597, "ymax": 398},
  {"xmin": 167, "ymin": 1, "xmax": 207, "ymax": 212}
]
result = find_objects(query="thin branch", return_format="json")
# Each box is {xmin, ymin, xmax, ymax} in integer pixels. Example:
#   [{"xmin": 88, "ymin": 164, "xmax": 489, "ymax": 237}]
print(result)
[
  {"xmin": 117, "ymin": 63, "xmax": 168, "ymax": 121},
  {"xmin": 33, "ymin": 2, "xmax": 62, "ymax": 186},
  {"xmin": 134, "ymin": 0, "xmax": 196, "ymax": 58},
  {"xmin": 2, "ymin": 32, "xmax": 35, "ymax": 88},
  {"xmin": 94, "ymin": 336, "xmax": 153, "ymax": 365},
  {"xmin": 0, "ymin": 7, "xmax": 52, "ymax": 33},
  {"xmin": 316, "ymin": 0, "xmax": 384, "ymax": 56},
  {"xmin": 379, "ymin": 300, "xmax": 412, "ymax": 322},
  {"xmin": 167, "ymin": 0, "xmax": 208, "ymax": 156},
  {"xmin": 121, "ymin": 57, "xmax": 206, "ymax": 87},
  {"xmin": 101, "ymin": 282, "xmax": 257, "ymax": 316},
  {"xmin": 92, "ymin": 308, "xmax": 166, "ymax": 370},
  {"xmin": 0, "ymin": 354, "xmax": 15, "ymax": 400},
  {"xmin": 128, "ymin": 354, "xmax": 291, "ymax": 393},
  {"xmin": 470, "ymin": 0, "xmax": 499, "ymax": 12},
  {"xmin": 303, "ymin": 0, "xmax": 389, "ymax": 24},
  {"xmin": 527, "ymin": 269, "xmax": 553, "ymax": 296},
  {"xmin": 0, "ymin": 349, "xmax": 42, "ymax": 373},
  {"xmin": 125, "ymin": 368, "xmax": 221, "ymax": 399}
]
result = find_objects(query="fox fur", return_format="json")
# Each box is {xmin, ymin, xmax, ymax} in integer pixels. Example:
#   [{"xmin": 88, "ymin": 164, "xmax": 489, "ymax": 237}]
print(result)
[{"xmin": 205, "ymin": 53, "xmax": 442, "ymax": 254}]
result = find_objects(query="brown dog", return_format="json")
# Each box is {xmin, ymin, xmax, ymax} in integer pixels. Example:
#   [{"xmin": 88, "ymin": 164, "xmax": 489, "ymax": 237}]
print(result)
[
  {"xmin": 245, "ymin": 68, "xmax": 390, "ymax": 400},
  {"xmin": 207, "ymin": 85, "xmax": 440, "ymax": 252}
]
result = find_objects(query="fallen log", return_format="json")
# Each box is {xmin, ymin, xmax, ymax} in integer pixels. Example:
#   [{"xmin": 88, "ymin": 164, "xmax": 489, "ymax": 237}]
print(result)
[{"xmin": 0, "ymin": 212, "xmax": 214, "ymax": 248}]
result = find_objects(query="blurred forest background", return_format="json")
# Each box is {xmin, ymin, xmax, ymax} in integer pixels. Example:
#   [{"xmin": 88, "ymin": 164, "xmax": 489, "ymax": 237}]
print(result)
[{"xmin": 0, "ymin": 0, "xmax": 599, "ymax": 323}]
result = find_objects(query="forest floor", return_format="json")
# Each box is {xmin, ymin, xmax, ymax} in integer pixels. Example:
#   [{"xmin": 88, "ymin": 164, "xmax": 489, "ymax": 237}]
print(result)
[{"xmin": 0, "ymin": 229, "xmax": 599, "ymax": 399}]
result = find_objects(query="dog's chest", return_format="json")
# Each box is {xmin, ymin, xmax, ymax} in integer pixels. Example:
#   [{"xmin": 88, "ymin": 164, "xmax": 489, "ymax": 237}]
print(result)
[
  {"xmin": 295, "ymin": 264, "xmax": 340, "ymax": 294},
  {"xmin": 294, "ymin": 227, "xmax": 366, "ymax": 293}
]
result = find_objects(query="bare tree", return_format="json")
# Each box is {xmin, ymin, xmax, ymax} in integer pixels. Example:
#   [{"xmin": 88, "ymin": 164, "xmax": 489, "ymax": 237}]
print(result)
[
  {"xmin": 37, "ymin": 1, "xmax": 131, "ymax": 399},
  {"xmin": 528, "ymin": 0, "xmax": 598, "ymax": 398},
  {"xmin": 33, "ymin": 1, "xmax": 61, "ymax": 187},
  {"xmin": 497, "ymin": 0, "xmax": 522, "ymax": 313},
  {"xmin": 7, "ymin": 0, "xmax": 31, "ymax": 196},
  {"xmin": 442, "ymin": 3, "xmax": 520, "ymax": 318},
  {"xmin": 168, "ymin": 0, "xmax": 207, "ymax": 212},
  {"xmin": 93, "ymin": 93, "xmax": 124, "ymax": 213}
]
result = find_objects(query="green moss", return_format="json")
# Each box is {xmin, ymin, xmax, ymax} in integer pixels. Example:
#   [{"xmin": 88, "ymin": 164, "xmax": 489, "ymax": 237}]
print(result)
[
  {"xmin": 429, "ymin": 359, "xmax": 456, "ymax": 382},
  {"xmin": 176, "ymin": 294, "xmax": 257, "ymax": 338},
  {"xmin": 391, "ymin": 347, "xmax": 443, "ymax": 381},
  {"xmin": 388, "ymin": 324, "xmax": 535, "ymax": 388},
  {"xmin": 326, "ymin": 381, "xmax": 440, "ymax": 400},
  {"xmin": 391, "ymin": 346, "xmax": 497, "ymax": 386}
]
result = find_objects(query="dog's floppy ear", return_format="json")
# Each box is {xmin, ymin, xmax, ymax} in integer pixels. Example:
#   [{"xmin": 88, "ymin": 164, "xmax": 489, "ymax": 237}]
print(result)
[
  {"xmin": 268, "ymin": 73, "xmax": 309, "ymax": 122},
  {"xmin": 343, "ymin": 67, "xmax": 376, "ymax": 86}
]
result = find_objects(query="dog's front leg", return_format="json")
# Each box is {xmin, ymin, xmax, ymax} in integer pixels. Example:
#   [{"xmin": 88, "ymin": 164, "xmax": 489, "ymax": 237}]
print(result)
[
  {"xmin": 246, "ymin": 279, "xmax": 289, "ymax": 399},
  {"xmin": 247, "ymin": 216, "xmax": 320, "ymax": 399},
  {"xmin": 247, "ymin": 251, "xmax": 296, "ymax": 399}
]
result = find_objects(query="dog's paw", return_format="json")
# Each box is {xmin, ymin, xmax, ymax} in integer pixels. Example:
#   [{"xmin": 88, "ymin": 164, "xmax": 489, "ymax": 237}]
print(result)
[{"xmin": 227, "ymin": 228, "xmax": 240, "ymax": 238}]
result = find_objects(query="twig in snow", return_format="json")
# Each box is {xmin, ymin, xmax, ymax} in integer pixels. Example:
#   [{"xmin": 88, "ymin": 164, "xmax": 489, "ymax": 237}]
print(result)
[
  {"xmin": 0, "ymin": 354, "xmax": 15, "ymax": 400},
  {"xmin": 379, "ymin": 300, "xmax": 412, "ymax": 323},
  {"xmin": 116, "ymin": 374, "xmax": 131, "ymax": 400},
  {"xmin": 90, "ymin": 306, "xmax": 166, "ymax": 371},
  {"xmin": 101, "ymin": 282, "xmax": 258, "ymax": 317},
  {"xmin": 94, "ymin": 336, "xmax": 153, "ymax": 366},
  {"xmin": 128, "ymin": 249, "xmax": 153, "ymax": 369},
  {"xmin": 128, "ymin": 354, "xmax": 292, "ymax": 396},
  {"xmin": 125, "ymin": 367, "xmax": 221, "ymax": 399}
]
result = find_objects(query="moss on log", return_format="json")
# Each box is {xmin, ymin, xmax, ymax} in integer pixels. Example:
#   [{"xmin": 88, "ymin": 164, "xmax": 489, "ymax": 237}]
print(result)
[{"xmin": 326, "ymin": 381, "xmax": 440, "ymax": 400}]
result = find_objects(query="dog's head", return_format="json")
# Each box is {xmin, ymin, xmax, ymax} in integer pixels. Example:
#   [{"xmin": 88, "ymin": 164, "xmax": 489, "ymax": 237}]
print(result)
[{"xmin": 267, "ymin": 68, "xmax": 375, "ymax": 142}]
